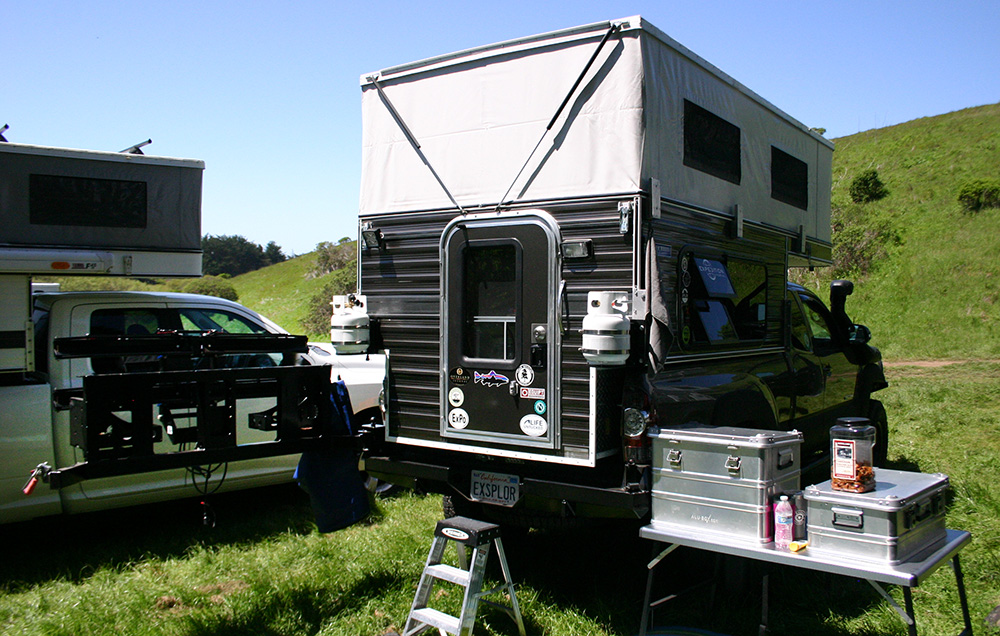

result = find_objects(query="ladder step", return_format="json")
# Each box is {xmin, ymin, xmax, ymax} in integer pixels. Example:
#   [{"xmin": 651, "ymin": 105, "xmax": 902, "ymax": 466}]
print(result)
[
  {"xmin": 425, "ymin": 563, "xmax": 472, "ymax": 586},
  {"xmin": 409, "ymin": 607, "xmax": 461, "ymax": 635}
]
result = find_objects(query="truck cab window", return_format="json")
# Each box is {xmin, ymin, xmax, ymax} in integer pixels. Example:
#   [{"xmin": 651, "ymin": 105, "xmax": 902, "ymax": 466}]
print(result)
[
  {"xmin": 790, "ymin": 299, "xmax": 811, "ymax": 351},
  {"xmin": 800, "ymin": 296, "xmax": 838, "ymax": 355},
  {"xmin": 462, "ymin": 243, "xmax": 518, "ymax": 361},
  {"xmin": 178, "ymin": 309, "xmax": 269, "ymax": 335}
]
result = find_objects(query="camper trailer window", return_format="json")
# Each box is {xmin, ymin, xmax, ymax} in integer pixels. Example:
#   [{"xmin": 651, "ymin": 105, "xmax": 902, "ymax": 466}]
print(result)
[
  {"xmin": 694, "ymin": 300, "xmax": 737, "ymax": 342},
  {"xmin": 29, "ymin": 174, "xmax": 147, "ymax": 228},
  {"xmin": 771, "ymin": 146, "xmax": 809, "ymax": 211},
  {"xmin": 695, "ymin": 258, "xmax": 736, "ymax": 298},
  {"xmin": 683, "ymin": 100, "xmax": 741, "ymax": 185},
  {"xmin": 462, "ymin": 243, "xmax": 518, "ymax": 361},
  {"xmin": 683, "ymin": 255, "xmax": 768, "ymax": 346}
]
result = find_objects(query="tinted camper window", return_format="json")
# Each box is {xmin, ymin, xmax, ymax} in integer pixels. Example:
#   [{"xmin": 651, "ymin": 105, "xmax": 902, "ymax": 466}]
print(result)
[
  {"xmin": 683, "ymin": 100, "xmax": 741, "ymax": 185},
  {"xmin": 681, "ymin": 254, "xmax": 768, "ymax": 346},
  {"xmin": 30, "ymin": 174, "xmax": 148, "ymax": 228},
  {"xmin": 771, "ymin": 146, "xmax": 809, "ymax": 210}
]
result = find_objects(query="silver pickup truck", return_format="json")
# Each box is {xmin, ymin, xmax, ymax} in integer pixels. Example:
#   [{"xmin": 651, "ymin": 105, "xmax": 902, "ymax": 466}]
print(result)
[{"xmin": 0, "ymin": 290, "xmax": 383, "ymax": 524}]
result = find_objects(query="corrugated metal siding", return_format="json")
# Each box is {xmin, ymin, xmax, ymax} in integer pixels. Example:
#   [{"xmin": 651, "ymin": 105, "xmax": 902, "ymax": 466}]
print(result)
[
  {"xmin": 360, "ymin": 210, "xmax": 452, "ymax": 442},
  {"xmin": 361, "ymin": 198, "xmax": 634, "ymax": 458},
  {"xmin": 361, "ymin": 196, "xmax": 787, "ymax": 459}
]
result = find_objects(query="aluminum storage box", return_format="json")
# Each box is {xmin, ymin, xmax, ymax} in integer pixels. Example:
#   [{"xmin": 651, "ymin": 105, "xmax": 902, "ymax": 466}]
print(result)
[
  {"xmin": 804, "ymin": 468, "xmax": 949, "ymax": 564},
  {"xmin": 651, "ymin": 426, "xmax": 803, "ymax": 543}
]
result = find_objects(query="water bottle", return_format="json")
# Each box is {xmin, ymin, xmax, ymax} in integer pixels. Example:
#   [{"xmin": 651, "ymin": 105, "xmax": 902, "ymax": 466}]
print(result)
[{"xmin": 774, "ymin": 495, "xmax": 794, "ymax": 550}]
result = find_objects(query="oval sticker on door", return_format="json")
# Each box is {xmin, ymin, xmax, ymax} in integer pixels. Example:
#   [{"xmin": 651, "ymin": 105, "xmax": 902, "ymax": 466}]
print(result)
[{"xmin": 519, "ymin": 414, "xmax": 547, "ymax": 437}]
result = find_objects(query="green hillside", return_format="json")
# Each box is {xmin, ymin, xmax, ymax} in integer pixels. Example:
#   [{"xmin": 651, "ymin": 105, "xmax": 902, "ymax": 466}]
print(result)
[
  {"xmin": 800, "ymin": 102, "xmax": 1000, "ymax": 361},
  {"xmin": 229, "ymin": 248, "xmax": 357, "ymax": 340}
]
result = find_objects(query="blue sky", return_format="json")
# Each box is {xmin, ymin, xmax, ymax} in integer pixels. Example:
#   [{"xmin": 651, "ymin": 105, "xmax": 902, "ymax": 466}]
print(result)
[{"xmin": 6, "ymin": 1, "xmax": 999, "ymax": 256}]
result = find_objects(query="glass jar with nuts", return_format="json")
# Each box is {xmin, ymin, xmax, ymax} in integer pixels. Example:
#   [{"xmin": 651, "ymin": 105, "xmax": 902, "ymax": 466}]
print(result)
[{"xmin": 830, "ymin": 417, "xmax": 876, "ymax": 493}]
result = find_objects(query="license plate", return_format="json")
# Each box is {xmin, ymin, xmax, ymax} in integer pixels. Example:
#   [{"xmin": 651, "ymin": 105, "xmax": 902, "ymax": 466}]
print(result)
[{"xmin": 470, "ymin": 470, "xmax": 520, "ymax": 507}]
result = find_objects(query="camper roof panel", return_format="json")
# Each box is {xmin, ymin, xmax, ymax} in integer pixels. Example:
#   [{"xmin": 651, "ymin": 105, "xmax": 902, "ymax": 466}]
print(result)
[
  {"xmin": 0, "ymin": 142, "xmax": 204, "ymax": 263},
  {"xmin": 359, "ymin": 16, "xmax": 832, "ymax": 245}
]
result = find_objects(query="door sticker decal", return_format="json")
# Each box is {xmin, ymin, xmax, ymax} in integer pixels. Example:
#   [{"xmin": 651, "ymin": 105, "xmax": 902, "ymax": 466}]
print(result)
[
  {"xmin": 519, "ymin": 387, "xmax": 545, "ymax": 399},
  {"xmin": 474, "ymin": 370, "xmax": 509, "ymax": 387},
  {"xmin": 448, "ymin": 387, "xmax": 465, "ymax": 407},
  {"xmin": 533, "ymin": 400, "xmax": 547, "ymax": 415},
  {"xmin": 448, "ymin": 408, "xmax": 470, "ymax": 429},
  {"xmin": 519, "ymin": 414, "xmax": 547, "ymax": 437},
  {"xmin": 450, "ymin": 367, "xmax": 471, "ymax": 385},
  {"xmin": 515, "ymin": 364, "xmax": 534, "ymax": 386}
]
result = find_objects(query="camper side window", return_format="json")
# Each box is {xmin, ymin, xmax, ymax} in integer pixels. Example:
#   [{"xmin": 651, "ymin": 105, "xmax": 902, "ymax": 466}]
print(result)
[
  {"xmin": 771, "ymin": 146, "xmax": 809, "ymax": 211},
  {"xmin": 462, "ymin": 243, "xmax": 518, "ymax": 361},
  {"xmin": 681, "ymin": 255, "xmax": 767, "ymax": 346},
  {"xmin": 683, "ymin": 100, "xmax": 742, "ymax": 185}
]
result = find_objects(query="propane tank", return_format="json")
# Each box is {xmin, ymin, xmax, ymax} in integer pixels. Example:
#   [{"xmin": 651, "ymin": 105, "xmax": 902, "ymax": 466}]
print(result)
[
  {"xmin": 581, "ymin": 291, "xmax": 631, "ymax": 366},
  {"xmin": 330, "ymin": 294, "xmax": 370, "ymax": 354}
]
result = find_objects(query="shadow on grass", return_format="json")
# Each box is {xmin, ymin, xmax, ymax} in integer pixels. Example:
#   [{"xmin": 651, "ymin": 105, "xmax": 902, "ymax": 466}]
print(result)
[
  {"xmin": 0, "ymin": 483, "xmax": 317, "ymax": 589},
  {"xmin": 499, "ymin": 521, "xmax": 898, "ymax": 636},
  {"xmin": 176, "ymin": 570, "xmax": 409, "ymax": 636}
]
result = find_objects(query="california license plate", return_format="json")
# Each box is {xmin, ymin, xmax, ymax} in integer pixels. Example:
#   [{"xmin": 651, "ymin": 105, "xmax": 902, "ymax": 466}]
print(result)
[{"xmin": 470, "ymin": 470, "xmax": 520, "ymax": 507}]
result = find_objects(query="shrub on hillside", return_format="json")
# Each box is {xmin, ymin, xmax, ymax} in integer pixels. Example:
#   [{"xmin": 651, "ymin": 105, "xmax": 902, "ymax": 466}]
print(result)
[
  {"xmin": 831, "ymin": 204, "xmax": 900, "ymax": 279},
  {"xmin": 300, "ymin": 264, "xmax": 357, "ymax": 336},
  {"xmin": 957, "ymin": 179, "xmax": 1000, "ymax": 213},
  {"xmin": 849, "ymin": 169, "xmax": 889, "ymax": 203},
  {"xmin": 174, "ymin": 276, "xmax": 240, "ymax": 302},
  {"xmin": 311, "ymin": 238, "xmax": 356, "ymax": 278}
]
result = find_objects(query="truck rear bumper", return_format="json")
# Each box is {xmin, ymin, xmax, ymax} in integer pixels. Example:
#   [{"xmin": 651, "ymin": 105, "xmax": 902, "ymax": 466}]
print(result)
[{"xmin": 363, "ymin": 455, "xmax": 651, "ymax": 519}]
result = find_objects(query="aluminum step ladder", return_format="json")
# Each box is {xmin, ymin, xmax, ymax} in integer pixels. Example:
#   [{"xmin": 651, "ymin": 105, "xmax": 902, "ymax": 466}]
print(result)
[{"xmin": 403, "ymin": 516, "xmax": 526, "ymax": 636}]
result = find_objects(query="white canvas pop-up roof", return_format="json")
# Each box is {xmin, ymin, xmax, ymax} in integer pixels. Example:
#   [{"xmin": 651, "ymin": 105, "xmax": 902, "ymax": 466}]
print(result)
[
  {"xmin": 360, "ymin": 15, "xmax": 833, "ymax": 246},
  {"xmin": 0, "ymin": 142, "xmax": 203, "ymax": 276}
]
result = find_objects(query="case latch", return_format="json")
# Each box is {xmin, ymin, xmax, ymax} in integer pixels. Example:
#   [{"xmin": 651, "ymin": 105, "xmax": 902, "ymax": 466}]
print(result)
[
  {"xmin": 725, "ymin": 455, "xmax": 742, "ymax": 475},
  {"xmin": 667, "ymin": 448, "xmax": 682, "ymax": 467}
]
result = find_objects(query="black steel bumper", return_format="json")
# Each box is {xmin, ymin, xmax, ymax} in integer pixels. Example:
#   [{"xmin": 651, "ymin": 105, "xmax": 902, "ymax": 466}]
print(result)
[{"xmin": 363, "ymin": 455, "xmax": 651, "ymax": 518}]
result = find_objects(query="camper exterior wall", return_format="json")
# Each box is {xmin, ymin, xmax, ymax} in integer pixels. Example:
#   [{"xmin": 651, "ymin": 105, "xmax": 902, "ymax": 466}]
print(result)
[
  {"xmin": 360, "ymin": 16, "xmax": 831, "ymax": 250},
  {"xmin": 360, "ymin": 197, "xmax": 633, "ymax": 464},
  {"xmin": 0, "ymin": 143, "xmax": 203, "ymax": 257}
]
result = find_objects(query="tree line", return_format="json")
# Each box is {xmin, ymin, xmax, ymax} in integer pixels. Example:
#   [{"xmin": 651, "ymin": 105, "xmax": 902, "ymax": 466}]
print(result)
[{"xmin": 202, "ymin": 235, "xmax": 287, "ymax": 277}]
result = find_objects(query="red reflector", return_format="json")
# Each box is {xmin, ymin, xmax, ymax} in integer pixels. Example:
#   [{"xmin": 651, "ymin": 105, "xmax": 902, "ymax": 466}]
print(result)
[{"xmin": 50, "ymin": 262, "xmax": 71, "ymax": 270}]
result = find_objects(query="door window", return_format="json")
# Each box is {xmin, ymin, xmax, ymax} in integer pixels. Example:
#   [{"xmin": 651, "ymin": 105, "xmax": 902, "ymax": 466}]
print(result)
[
  {"xmin": 799, "ymin": 296, "xmax": 838, "ymax": 355},
  {"xmin": 178, "ymin": 308, "xmax": 269, "ymax": 334},
  {"xmin": 462, "ymin": 243, "xmax": 519, "ymax": 362},
  {"xmin": 790, "ymin": 299, "xmax": 811, "ymax": 351}
]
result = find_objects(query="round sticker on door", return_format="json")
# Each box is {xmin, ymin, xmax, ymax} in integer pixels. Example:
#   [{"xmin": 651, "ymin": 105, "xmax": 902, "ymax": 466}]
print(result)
[
  {"xmin": 448, "ymin": 387, "xmax": 465, "ymax": 407},
  {"xmin": 519, "ymin": 414, "xmax": 547, "ymax": 437},
  {"xmin": 515, "ymin": 364, "xmax": 534, "ymax": 386},
  {"xmin": 448, "ymin": 408, "xmax": 470, "ymax": 429}
]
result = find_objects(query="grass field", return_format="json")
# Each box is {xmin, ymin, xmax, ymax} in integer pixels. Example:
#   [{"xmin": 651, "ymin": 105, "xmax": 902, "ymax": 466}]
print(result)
[
  {"xmin": 9, "ymin": 103, "xmax": 1000, "ymax": 634},
  {"xmin": 2, "ymin": 362, "xmax": 998, "ymax": 636}
]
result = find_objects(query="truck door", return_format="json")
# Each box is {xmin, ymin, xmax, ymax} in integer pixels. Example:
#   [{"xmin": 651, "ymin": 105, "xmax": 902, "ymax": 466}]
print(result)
[{"xmin": 440, "ymin": 211, "xmax": 560, "ymax": 450}]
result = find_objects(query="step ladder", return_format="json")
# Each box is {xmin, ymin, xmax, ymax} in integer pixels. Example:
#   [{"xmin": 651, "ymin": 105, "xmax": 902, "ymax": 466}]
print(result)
[{"xmin": 403, "ymin": 516, "xmax": 526, "ymax": 636}]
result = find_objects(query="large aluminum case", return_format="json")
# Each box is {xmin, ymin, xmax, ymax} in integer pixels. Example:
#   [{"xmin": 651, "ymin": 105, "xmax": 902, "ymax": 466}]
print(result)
[
  {"xmin": 804, "ymin": 468, "xmax": 949, "ymax": 564},
  {"xmin": 651, "ymin": 426, "xmax": 803, "ymax": 543}
]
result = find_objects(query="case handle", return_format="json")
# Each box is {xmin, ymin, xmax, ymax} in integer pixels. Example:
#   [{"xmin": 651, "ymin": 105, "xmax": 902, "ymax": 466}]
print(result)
[{"xmin": 777, "ymin": 448, "xmax": 795, "ymax": 470}]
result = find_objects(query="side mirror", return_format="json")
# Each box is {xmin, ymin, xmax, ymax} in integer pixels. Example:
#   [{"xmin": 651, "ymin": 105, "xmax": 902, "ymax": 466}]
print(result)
[{"xmin": 849, "ymin": 324, "xmax": 872, "ymax": 345}]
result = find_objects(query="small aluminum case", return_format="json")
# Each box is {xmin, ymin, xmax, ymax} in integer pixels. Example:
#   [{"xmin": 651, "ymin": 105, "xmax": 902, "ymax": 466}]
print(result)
[
  {"xmin": 804, "ymin": 468, "xmax": 949, "ymax": 564},
  {"xmin": 651, "ymin": 426, "xmax": 803, "ymax": 543}
]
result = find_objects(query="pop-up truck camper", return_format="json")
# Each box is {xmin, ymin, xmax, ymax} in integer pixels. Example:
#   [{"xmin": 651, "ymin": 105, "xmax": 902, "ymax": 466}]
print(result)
[
  {"xmin": 0, "ymin": 142, "xmax": 361, "ymax": 523},
  {"xmin": 354, "ymin": 16, "xmax": 888, "ymax": 525}
]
